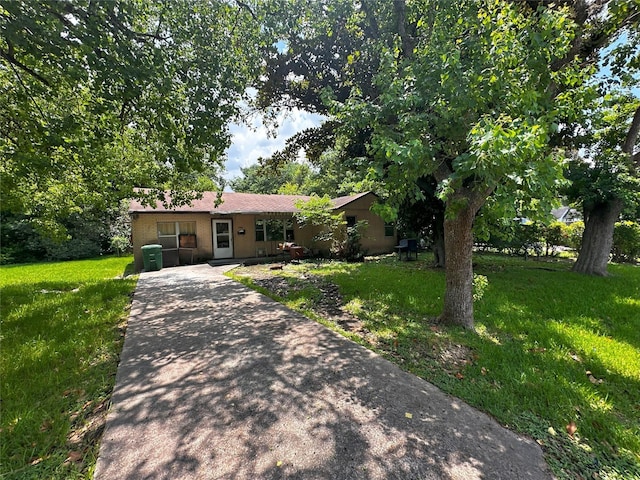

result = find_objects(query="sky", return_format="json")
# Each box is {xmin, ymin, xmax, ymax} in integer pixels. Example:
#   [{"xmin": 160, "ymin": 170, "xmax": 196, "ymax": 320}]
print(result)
[
  {"xmin": 223, "ymin": 109, "xmax": 324, "ymax": 187},
  {"xmin": 222, "ymin": 38, "xmax": 325, "ymax": 188}
]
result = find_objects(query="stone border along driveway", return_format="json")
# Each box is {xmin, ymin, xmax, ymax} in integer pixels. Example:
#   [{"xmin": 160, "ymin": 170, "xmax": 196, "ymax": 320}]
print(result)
[{"xmin": 95, "ymin": 263, "xmax": 552, "ymax": 480}]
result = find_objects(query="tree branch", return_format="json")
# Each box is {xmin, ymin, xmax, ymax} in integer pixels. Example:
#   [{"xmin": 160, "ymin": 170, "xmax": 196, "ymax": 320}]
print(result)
[
  {"xmin": 235, "ymin": 1, "xmax": 257, "ymax": 20},
  {"xmin": 394, "ymin": 0, "xmax": 414, "ymax": 58},
  {"xmin": 7, "ymin": 60, "xmax": 46, "ymax": 119},
  {"xmin": 433, "ymin": 158, "xmax": 453, "ymax": 183},
  {"xmin": 0, "ymin": 41, "xmax": 50, "ymax": 87},
  {"xmin": 360, "ymin": 2, "xmax": 380, "ymax": 39},
  {"xmin": 622, "ymin": 104, "xmax": 640, "ymax": 156}
]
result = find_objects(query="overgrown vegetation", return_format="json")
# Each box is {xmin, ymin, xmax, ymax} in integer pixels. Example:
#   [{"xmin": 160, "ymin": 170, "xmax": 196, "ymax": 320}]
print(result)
[
  {"xmin": 0, "ymin": 201, "xmax": 132, "ymax": 265},
  {"xmin": 294, "ymin": 195, "xmax": 369, "ymax": 261},
  {"xmin": 476, "ymin": 218, "xmax": 640, "ymax": 265},
  {"xmin": 613, "ymin": 221, "xmax": 640, "ymax": 263},
  {"xmin": 0, "ymin": 257, "xmax": 137, "ymax": 479},
  {"xmin": 229, "ymin": 254, "xmax": 640, "ymax": 479}
]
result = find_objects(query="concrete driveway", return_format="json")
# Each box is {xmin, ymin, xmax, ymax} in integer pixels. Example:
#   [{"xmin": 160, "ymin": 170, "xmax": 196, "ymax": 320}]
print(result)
[{"xmin": 94, "ymin": 264, "xmax": 552, "ymax": 480}]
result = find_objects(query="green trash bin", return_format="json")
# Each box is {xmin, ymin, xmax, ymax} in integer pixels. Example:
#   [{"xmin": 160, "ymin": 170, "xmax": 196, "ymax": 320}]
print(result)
[{"xmin": 141, "ymin": 244, "xmax": 163, "ymax": 271}]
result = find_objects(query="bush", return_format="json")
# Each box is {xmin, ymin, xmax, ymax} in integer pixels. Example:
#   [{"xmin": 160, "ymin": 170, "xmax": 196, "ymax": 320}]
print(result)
[
  {"xmin": 334, "ymin": 220, "xmax": 369, "ymax": 262},
  {"xmin": 612, "ymin": 221, "xmax": 640, "ymax": 263},
  {"xmin": 295, "ymin": 195, "xmax": 369, "ymax": 261},
  {"xmin": 0, "ymin": 214, "xmax": 48, "ymax": 264},
  {"xmin": 110, "ymin": 235, "xmax": 132, "ymax": 256},
  {"xmin": 565, "ymin": 221, "xmax": 584, "ymax": 251},
  {"xmin": 39, "ymin": 236, "xmax": 103, "ymax": 261},
  {"xmin": 481, "ymin": 220, "xmax": 543, "ymax": 258},
  {"xmin": 1, "ymin": 212, "xmax": 109, "ymax": 264},
  {"xmin": 542, "ymin": 221, "xmax": 569, "ymax": 255}
]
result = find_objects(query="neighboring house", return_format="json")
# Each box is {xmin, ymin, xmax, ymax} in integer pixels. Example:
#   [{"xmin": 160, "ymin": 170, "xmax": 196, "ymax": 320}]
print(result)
[
  {"xmin": 129, "ymin": 191, "xmax": 396, "ymax": 271},
  {"xmin": 551, "ymin": 206, "xmax": 582, "ymax": 224}
]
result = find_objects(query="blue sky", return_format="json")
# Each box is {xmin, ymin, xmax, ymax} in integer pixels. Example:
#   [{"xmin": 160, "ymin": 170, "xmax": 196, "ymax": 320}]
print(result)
[
  {"xmin": 222, "ymin": 38, "xmax": 326, "ymax": 186},
  {"xmin": 223, "ymin": 109, "xmax": 325, "ymax": 184}
]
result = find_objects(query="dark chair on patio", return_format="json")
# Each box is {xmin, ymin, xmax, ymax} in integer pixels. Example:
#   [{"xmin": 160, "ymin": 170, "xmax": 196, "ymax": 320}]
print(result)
[{"xmin": 395, "ymin": 238, "xmax": 418, "ymax": 261}]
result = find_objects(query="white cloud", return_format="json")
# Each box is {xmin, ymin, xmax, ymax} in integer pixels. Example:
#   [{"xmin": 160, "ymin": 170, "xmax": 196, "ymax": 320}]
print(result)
[{"xmin": 223, "ymin": 109, "xmax": 325, "ymax": 186}]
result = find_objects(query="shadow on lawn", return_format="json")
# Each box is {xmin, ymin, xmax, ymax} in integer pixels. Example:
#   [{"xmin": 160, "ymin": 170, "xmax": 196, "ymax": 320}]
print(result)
[
  {"xmin": 1, "ymin": 273, "xmax": 137, "ymax": 479},
  {"xmin": 94, "ymin": 265, "xmax": 550, "ymax": 480},
  {"xmin": 301, "ymin": 259, "xmax": 640, "ymax": 478}
]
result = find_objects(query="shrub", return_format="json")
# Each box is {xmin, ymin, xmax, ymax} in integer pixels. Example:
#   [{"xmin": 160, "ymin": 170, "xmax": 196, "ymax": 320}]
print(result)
[
  {"xmin": 110, "ymin": 235, "xmax": 132, "ymax": 256},
  {"xmin": 482, "ymin": 221, "xmax": 542, "ymax": 258},
  {"xmin": 472, "ymin": 273, "xmax": 489, "ymax": 301},
  {"xmin": 612, "ymin": 221, "xmax": 640, "ymax": 263},
  {"xmin": 0, "ymin": 214, "xmax": 47, "ymax": 263},
  {"xmin": 565, "ymin": 221, "xmax": 584, "ymax": 251},
  {"xmin": 513, "ymin": 222, "xmax": 543, "ymax": 258},
  {"xmin": 334, "ymin": 220, "xmax": 369, "ymax": 262},
  {"xmin": 542, "ymin": 221, "xmax": 569, "ymax": 255}
]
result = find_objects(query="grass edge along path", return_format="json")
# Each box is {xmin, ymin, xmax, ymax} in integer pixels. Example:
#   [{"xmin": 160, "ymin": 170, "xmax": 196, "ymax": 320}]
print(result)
[
  {"xmin": 228, "ymin": 254, "xmax": 640, "ymax": 480},
  {"xmin": 0, "ymin": 256, "xmax": 137, "ymax": 480}
]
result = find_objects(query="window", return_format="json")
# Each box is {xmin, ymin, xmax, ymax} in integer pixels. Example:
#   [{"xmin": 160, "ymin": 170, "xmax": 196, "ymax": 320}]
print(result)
[
  {"xmin": 266, "ymin": 219, "xmax": 283, "ymax": 241},
  {"xmin": 179, "ymin": 222, "xmax": 196, "ymax": 235},
  {"xmin": 255, "ymin": 219, "xmax": 266, "ymax": 242},
  {"xmin": 255, "ymin": 218, "xmax": 295, "ymax": 242},
  {"xmin": 157, "ymin": 221, "xmax": 196, "ymax": 249},
  {"xmin": 157, "ymin": 222, "xmax": 177, "ymax": 249},
  {"xmin": 384, "ymin": 222, "xmax": 395, "ymax": 237},
  {"xmin": 285, "ymin": 219, "xmax": 294, "ymax": 241},
  {"xmin": 346, "ymin": 216, "xmax": 356, "ymax": 228}
]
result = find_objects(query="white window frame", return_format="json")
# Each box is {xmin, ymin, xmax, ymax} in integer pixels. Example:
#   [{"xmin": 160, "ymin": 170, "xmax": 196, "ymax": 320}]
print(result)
[
  {"xmin": 157, "ymin": 221, "xmax": 196, "ymax": 249},
  {"xmin": 255, "ymin": 218, "xmax": 295, "ymax": 242}
]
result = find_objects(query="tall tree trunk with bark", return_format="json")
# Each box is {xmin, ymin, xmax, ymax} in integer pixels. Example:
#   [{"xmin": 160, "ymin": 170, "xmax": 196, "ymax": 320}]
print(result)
[
  {"xmin": 572, "ymin": 105, "xmax": 640, "ymax": 275},
  {"xmin": 438, "ymin": 190, "xmax": 485, "ymax": 330},
  {"xmin": 573, "ymin": 199, "xmax": 623, "ymax": 275}
]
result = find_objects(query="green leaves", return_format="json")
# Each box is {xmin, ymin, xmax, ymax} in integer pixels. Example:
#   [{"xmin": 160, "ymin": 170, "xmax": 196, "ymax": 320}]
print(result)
[
  {"xmin": 329, "ymin": 0, "xmax": 581, "ymax": 212},
  {"xmin": 1, "ymin": 0, "xmax": 265, "ymax": 235},
  {"xmin": 565, "ymin": 94, "xmax": 640, "ymax": 211}
]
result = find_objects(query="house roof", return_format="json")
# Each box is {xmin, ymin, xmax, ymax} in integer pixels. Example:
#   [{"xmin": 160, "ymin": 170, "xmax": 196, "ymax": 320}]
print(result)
[
  {"xmin": 551, "ymin": 206, "xmax": 571, "ymax": 220},
  {"xmin": 331, "ymin": 192, "xmax": 373, "ymax": 209},
  {"xmin": 128, "ymin": 191, "xmax": 375, "ymax": 215},
  {"xmin": 551, "ymin": 206, "xmax": 581, "ymax": 223}
]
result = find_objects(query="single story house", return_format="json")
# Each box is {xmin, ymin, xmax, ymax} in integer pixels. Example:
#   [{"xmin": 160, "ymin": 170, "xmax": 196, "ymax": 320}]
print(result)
[{"xmin": 129, "ymin": 191, "xmax": 396, "ymax": 271}]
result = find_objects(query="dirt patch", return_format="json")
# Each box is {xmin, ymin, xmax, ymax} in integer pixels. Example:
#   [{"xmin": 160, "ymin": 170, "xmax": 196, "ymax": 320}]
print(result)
[
  {"xmin": 240, "ymin": 266, "xmax": 368, "ymax": 336},
  {"xmin": 438, "ymin": 343, "xmax": 474, "ymax": 372},
  {"xmin": 64, "ymin": 398, "xmax": 109, "ymax": 472}
]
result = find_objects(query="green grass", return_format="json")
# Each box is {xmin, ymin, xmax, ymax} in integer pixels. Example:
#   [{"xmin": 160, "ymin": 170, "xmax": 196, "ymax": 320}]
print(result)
[
  {"xmin": 230, "ymin": 253, "xmax": 640, "ymax": 479},
  {"xmin": 0, "ymin": 256, "xmax": 137, "ymax": 480}
]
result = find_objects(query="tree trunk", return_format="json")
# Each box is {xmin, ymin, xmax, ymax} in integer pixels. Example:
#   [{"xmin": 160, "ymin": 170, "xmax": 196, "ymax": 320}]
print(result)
[
  {"xmin": 438, "ymin": 200, "xmax": 478, "ymax": 330},
  {"xmin": 572, "ymin": 199, "xmax": 623, "ymax": 276}
]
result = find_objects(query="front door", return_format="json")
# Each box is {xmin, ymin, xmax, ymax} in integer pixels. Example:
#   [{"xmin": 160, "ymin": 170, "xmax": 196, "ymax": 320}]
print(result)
[{"xmin": 212, "ymin": 220, "xmax": 233, "ymax": 259}]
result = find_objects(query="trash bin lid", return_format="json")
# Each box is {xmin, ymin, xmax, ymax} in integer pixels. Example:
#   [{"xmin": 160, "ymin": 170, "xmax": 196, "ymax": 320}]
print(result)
[{"xmin": 141, "ymin": 244, "xmax": 163, "ymax": 250}]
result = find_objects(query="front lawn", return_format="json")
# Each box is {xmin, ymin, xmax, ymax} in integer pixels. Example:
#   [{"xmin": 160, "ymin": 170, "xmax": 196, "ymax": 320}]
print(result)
[
  {"xmin": 229, "ymin": 253, "xmax": 640, "ymax": 480},
  {"xmin": 0, "ymin": 257, "xmax": 137, "ymax": 480}
]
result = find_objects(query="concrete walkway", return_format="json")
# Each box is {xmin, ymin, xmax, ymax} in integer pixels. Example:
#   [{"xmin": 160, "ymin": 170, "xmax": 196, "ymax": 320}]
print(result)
[{"xmin": 95, "ymin": 264, "xmax": 552, "ymax": 480}]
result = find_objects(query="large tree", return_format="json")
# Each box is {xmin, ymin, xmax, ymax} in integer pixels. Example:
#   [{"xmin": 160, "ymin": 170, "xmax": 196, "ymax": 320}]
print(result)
[
  {"xmin": 326, "ymin": 1, "xmax": 571, "ymax": 328},
  {"xmin": 324, "ymin": 0, "xmax": 637, "ymax": 329},
  {"xmin": 566, "ymin": 19, "xmax": 640, "ymax": 275},
  {"xmin": 229, "ymin": 162, "xmax": 314, "ymax": 194},
  {"xmin": 567, "ymin": 96, "xmax": 640, "ymax": 275},
  {"xmin": 1, "ymin": 0, "xmax": 263, "ymax": 237},
  {"xmin": 257, "ymin": 0, "xmax": 638, "ymax": 328}
]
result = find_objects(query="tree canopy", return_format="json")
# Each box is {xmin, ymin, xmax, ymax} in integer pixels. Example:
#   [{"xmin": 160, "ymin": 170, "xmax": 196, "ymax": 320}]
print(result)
[{"xmin": 1, "ymin": 0, "xmax": 264, "ymax": 237}]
